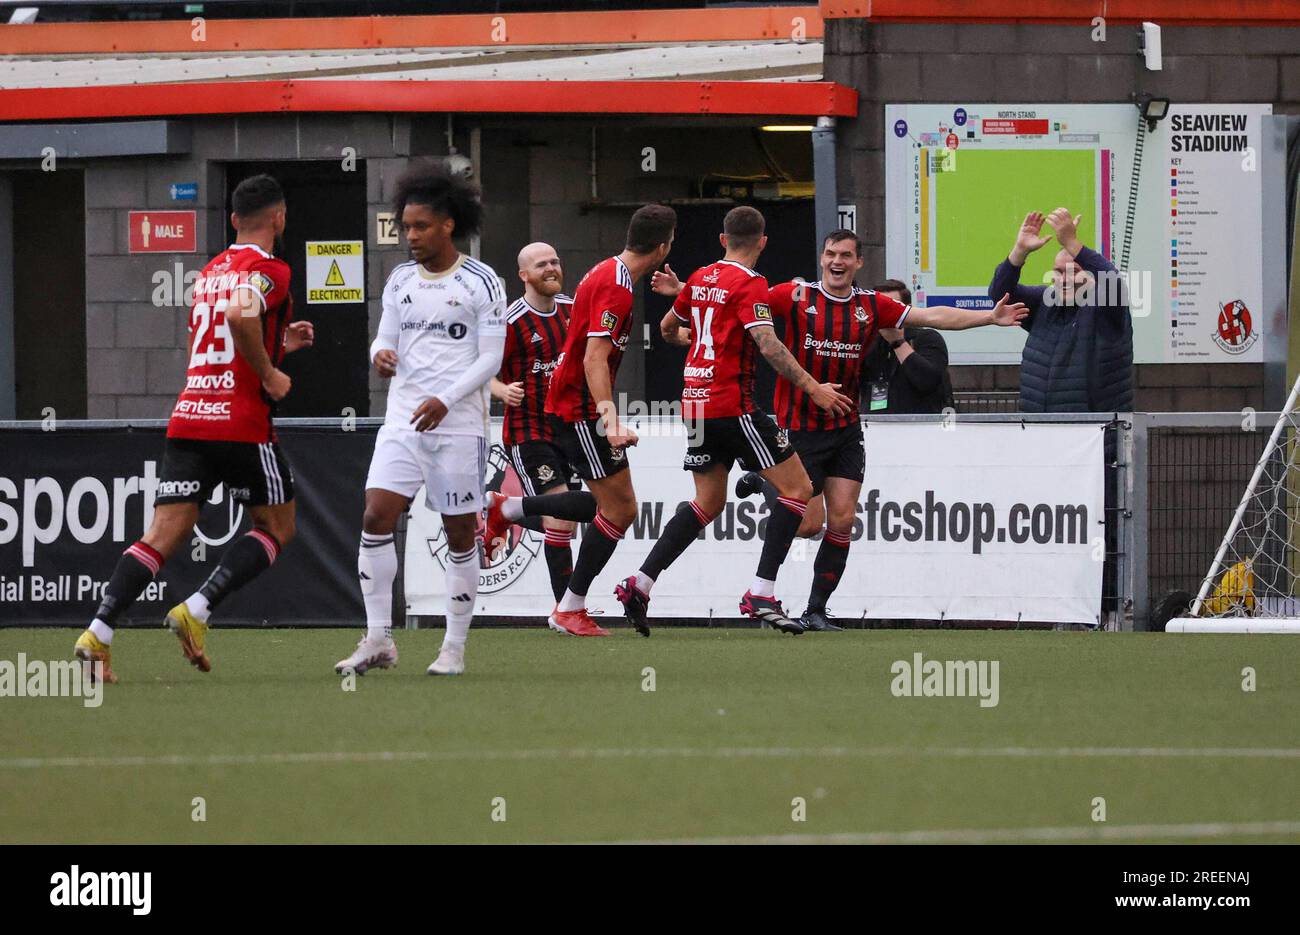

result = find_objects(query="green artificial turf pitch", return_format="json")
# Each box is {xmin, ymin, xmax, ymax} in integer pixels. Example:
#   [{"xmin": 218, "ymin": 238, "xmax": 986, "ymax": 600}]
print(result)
[{"xmin": 2, "ymin": 626, "xmax": 1298, "ymax": 843}]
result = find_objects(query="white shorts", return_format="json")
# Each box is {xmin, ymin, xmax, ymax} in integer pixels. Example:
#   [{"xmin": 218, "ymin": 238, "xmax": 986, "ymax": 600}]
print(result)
[{"xmin": 364, "ymin": 426, "xmax": 486, "ymax": 515}]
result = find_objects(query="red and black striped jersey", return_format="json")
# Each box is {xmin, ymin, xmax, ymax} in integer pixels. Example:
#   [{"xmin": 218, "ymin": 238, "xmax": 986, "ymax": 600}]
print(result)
[
  {"xmin": 768, "ymin": 280, "xmax": 909, "ymax": 431},
  {"xmin": 545, "ymin": 256, "xmax": 635, "ymax": 423},
  {"xmin": 500, "ymin": 294, "xmax": 572, "ymax": 445},
  {"xmin": 168, "ymin": 243, "xmax": 293, "ymax": 444},
  {"xmin": 670, "ymin": 259, "xmax": 772, "ymax": 419}
]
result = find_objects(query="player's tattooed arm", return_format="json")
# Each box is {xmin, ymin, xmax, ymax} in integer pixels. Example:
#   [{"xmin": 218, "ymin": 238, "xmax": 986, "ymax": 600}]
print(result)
[
  {"xmin": 750, "ymin": 324, "xmax": 854, "ymax": 417},
  {"xmin": 227, "ymin": 289, "xmax": 291, "ymax": 401},
  {"xmin": 660, "ymin": 309, "xmax": 691, "ymax": 347}
]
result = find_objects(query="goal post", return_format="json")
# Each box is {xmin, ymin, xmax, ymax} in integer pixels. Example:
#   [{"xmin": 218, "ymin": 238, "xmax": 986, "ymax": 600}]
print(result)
[{"xmin": 1167, "ymin": 374, "xmax": 1300, "ymax": 634}]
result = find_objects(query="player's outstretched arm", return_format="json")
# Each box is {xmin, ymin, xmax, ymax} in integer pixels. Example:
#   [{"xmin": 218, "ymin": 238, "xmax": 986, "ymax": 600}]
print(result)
[
  {"xmin": 750, "ymin": 324, "xmax": 853, "ymax": 417},
  {"xmin": 226, "ymin": 289, "xmax": 290, "ymax": 400},
  {"xmin": 908, "ymin": 294, "xmax": 1029, "ymax": 330},
  {"xmin": 660, "ymin": 309, "xmax": 691, "ymax": 347}
]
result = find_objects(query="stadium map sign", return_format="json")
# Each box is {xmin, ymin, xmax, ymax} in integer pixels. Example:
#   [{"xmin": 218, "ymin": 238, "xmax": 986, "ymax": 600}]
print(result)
[{"xmin": 885, "ymin": 103, "xmax": 1272, "ymax": 364}]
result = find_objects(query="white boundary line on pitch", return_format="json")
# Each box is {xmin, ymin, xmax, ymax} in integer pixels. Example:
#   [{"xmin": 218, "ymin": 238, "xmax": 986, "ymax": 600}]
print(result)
[
  {"xmin": 3, "ymin": 745, "xmax": 1300, "ymax": 769},
  {"xmin": 612, "ymin": 820, "xmax": 1300, "ymax": 845}
]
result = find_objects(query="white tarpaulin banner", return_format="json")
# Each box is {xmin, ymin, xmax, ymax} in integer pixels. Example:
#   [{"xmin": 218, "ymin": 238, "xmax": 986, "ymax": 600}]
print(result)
[{"xmin": 405, "ymin": 419, "xmax": 1105, "ymax": 624}]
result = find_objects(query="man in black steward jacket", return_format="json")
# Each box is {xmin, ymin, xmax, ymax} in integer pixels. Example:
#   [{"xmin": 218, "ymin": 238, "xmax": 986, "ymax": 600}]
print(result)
[{"xmin": 860, "ymin": 279, "xmax": 954, "ymax": 415}]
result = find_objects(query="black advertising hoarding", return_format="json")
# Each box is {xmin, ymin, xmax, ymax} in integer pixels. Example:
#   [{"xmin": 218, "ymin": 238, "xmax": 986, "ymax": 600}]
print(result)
[{"xmin": 0, "ymin": 422, "xmax": 375, "ymax": 627}]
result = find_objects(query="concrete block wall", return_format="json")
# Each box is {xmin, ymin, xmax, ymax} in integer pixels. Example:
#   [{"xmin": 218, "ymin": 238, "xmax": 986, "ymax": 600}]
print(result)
[
  {"xmin": 80, "ymin": 115, "xmax": 410, "ymax": 420},
  {"xmin": 826, "ymin": 19, "xmax": 1299, "ymax": 412}
]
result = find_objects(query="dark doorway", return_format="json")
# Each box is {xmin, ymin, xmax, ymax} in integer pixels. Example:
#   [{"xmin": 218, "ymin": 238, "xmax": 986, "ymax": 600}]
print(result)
[
  {"xmin": 11, "ymin": 170, "xmax": 86, "ymax": 418},
  {"xmin": 643, "ymin": 200, "xmax": 816, "ymax": 413},
  {"xmin": 225, "ymin": 161, "xmax": 369, "ymax": 418}
]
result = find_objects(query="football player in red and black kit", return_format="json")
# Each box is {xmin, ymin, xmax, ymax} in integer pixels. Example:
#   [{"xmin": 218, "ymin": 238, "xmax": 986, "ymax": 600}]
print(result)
[
  {"xmin": 485, "ymin": 241, "xmax": 584, "ymax": 601},
  {"xmin": 74, "ymin": 175, "xmax": 313, "ymax": 681},
  {"xmin": 739, "ymin": 230, "xmax": 1027, "ymax": 630},
  {"xmin": 484, "ymin": 205, "xmax": 677, "ymax": 637},
  {"xmin": 612, "ymin": 207, "xmax": 855, "ymax": 635}
]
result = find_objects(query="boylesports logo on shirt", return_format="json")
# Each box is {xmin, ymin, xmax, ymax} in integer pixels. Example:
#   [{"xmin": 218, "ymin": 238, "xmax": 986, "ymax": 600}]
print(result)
[{"xmin": 803, "ymin": 334, "xmax": 861, "ymax": 358}]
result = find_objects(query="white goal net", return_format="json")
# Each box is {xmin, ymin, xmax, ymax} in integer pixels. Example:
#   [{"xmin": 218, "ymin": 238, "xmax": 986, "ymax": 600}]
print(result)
[{"xmin": 1168, "ymin": 376, "xmax": 1300, "ymax": 633}]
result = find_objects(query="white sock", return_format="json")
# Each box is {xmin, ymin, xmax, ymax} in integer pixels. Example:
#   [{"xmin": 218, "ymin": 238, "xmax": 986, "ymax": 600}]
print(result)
[
  {"xmin": 185, "ymin": 592, "xmax": 211, "ymax": 623},
  {"xmin": 359, "ymin": 532, "xmax": 397, "ymax": 640},
  {"xmin": 89, "ymin": 619, "xmax": 114, "ymax": 645},
  {"xmin": 750, "ymin": 576, "xmax": 776, "ymax": 598},
  {"xmin": 502, "ymin": 497, "xmax": 524, "ymax": 522},
  {"xmin": 443, "ymin": 546, "xmax": 478, "ymax": 650},
  {"xmin": 634, "ymin": 571, "xmax": 655, "ymax": 596},
  {"xmin": 557, "ymin": 588, "xmax": 585, "ymax": 613}
]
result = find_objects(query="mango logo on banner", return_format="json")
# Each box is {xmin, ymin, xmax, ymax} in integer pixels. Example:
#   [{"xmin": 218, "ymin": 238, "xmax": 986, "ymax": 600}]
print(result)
[{"xmin": 306, "ymin": 241, "xmax": 365, "ymax": 304}]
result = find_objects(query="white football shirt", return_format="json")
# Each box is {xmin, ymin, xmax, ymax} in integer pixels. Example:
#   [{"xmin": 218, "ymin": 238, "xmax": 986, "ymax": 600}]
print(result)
[{"xmin": 371, "ymin": 254, "xmax": 507, "ymax": 437}]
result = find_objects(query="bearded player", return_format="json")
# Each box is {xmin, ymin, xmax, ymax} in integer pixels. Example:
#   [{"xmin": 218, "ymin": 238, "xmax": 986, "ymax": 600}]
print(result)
[
  {"xmin": 485, "ymin": 205, "xmax": 677, "ymax": 636},
  {"xmin": 334, "ymin": 161, "xmax": 505, "ymax": 678},
  {"xmin": 73, "ymin": 174, "xmax": 313, "ymax": 682},
  {"xmin": 484, "ymin": 242, "xmax": 585, "ymax": 602},
  {"xmin": 736, "ymin": 229, "xmax": 1028, "ymax": 630},
  {"xmin": 613, "ymin": 206, "xmax": 854, "ymax": 636}
]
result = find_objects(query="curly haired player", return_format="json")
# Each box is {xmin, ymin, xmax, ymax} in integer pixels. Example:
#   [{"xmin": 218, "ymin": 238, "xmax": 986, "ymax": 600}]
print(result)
[{"xmin": 334, "ymin": 160, "xmax": 505, "ymax": 678}]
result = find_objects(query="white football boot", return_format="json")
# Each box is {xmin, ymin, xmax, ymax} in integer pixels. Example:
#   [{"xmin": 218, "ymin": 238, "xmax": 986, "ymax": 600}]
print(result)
[
  {"xmin": 334, "ymin": 635, "xmax": 398, "ymax": 675},
  {"xmin": 426, "ymin": 644, "xmax": 465, "ymax": 676}
]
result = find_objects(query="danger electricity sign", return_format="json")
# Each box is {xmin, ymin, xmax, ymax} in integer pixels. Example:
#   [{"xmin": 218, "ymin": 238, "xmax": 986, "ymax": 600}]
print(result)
[{"xmin": 305, "ymin": 241, "xmax": 365, "ymax": 304}]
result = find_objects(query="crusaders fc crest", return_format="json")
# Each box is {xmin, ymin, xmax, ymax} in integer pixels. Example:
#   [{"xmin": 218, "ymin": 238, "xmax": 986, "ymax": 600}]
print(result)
[
  {"xmin": 1212, "ymin": 299, "xmax": 1258, "ymax": 355},
  {"xmin": 423, "ymin": 443, "xmax": 542, "ymax": 594}
]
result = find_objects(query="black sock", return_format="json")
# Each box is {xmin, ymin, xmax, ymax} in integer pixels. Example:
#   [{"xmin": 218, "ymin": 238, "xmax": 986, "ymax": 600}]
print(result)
[
  {"xmin": 543, "ymin": 529, "xmax": 574, "ymax": 601},
  {"xmin": 565, "ymin": 513, "xmax": 625, "ymax": 597},
  {"xmin": 757, "ymin": 477, "xmax": 779, "ymax": 510},
  {"xmin": 807, "ymin": 528, "xmax": 851, "ymax": 613},
  {"xmin": 516, "ymin": 514, "xmax": 546, "ymax": 533},
  {"xmin": 198, "ymin": 529, "xmax": 281, "ymax": 611},
  {"xmin": 641, "ymin": 501, "xmax": 711, "ymax": 581},
  {"xmin": 94, "ymin": 541, "xmax": 164, "ymax": 625},
  {"xmin": 523, "ymin": 490, "xmax": 597, "ymax": 523},
  {"xmin": 757, "ymin": 496, "xmax": 807, "ymax": 582}
]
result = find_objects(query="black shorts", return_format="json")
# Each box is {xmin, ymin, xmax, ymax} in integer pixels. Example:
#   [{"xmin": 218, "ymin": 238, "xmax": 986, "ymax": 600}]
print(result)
[
  {"xmin": 507, "ymin": 440, "xmax": 582, "ymax": 495},
  {"xmin": 683, "ymin": 411, "xmax": 795, "ymax": 474},
  {"xmin": 550, "ymin": 415, "xmax": 630, "ymax": 481},
  {"xmin": 156, "ymin": 437, "xmax": 295, "ymax": 506},
  {"xmin": 789, "ymin": 422, "xmax": 866, "ymax": 494}
]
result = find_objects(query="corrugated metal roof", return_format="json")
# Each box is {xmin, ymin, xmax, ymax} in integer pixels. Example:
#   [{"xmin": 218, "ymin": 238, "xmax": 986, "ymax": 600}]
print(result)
[{"xmin": 0, "ymin": 39, "xmax": 822, "ymax": 89}]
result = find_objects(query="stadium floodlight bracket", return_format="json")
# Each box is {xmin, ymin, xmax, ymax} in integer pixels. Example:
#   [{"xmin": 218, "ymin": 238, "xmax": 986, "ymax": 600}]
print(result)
[{"xmin": 1133, "ymin": 94, "xmax": 1170, "ymax": 133}]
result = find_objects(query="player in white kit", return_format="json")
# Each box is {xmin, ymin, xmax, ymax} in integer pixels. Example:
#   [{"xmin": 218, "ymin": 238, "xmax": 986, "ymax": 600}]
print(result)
[{"xmin": 335, "ymin": 161, "xmax": 506, "ymax": 677}]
